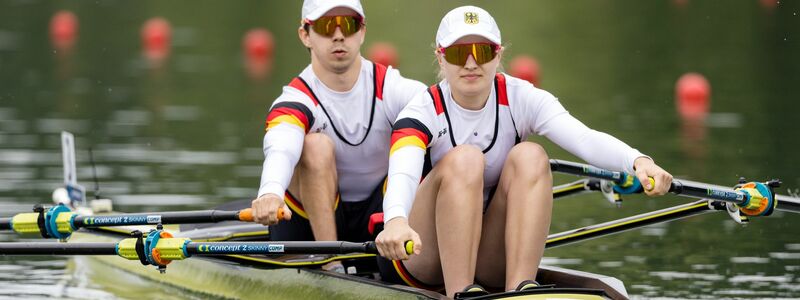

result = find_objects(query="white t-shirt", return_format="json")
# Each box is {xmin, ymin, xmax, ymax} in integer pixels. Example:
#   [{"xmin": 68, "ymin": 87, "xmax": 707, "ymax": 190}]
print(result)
[
  {"xmin": 258, "ymin": 58, "xmax": 426, "ymax": 202},
  {"xmin": 383, "ymin": 73, "xmax": 646, "ymax": 221}
]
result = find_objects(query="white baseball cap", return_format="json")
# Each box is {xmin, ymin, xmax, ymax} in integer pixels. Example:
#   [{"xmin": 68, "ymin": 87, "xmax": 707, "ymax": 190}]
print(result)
[
  {"xmin": 436, "ymin": 6, "xmax": 501, "ymax": 47},
  {"xmin": 302, "ymin": 0, "xmax": 365, "ymax": 21}
]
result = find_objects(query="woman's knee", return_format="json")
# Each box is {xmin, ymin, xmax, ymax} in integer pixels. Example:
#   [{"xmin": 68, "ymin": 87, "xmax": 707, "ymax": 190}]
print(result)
[
  {"xmin": 506, "ymin": 142, "xmax": 550, "ymax": 178},
  {"xmin": 438, "ymin": 145, "xmax": 485, "ymax": 179}
]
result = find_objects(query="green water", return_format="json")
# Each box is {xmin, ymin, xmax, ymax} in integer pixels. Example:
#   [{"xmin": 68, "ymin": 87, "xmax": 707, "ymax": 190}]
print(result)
[{"xmin": 1, "ymin": 0, "xmax": 799, "ymax": 299}]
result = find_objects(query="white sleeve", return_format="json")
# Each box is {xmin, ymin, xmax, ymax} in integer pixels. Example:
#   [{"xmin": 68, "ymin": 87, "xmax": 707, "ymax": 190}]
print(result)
[
  {"xmin": 257, "ymin": 124, "xmax": 305, "ymax": 198},
  {"xmin": 256, "ymin": 85, "xmax": 319, "ymax": 198},
  {"xmin": 383, "ymin": 146, "xmax": 425, "ymax": 222},
  {"xmin": 539, "ymin": 112, "xmax": 645, "ymax": 174},
  {"xmin": 514, "ymin": 82, "xmax": 646, "ymax": 174},
  {"xmin": 382, "ymin": 91, "xmax": 439, "ymax": 222},
  {"xmin": 382, "ymin": 68, "xmax": 427, "ymax": 124}
]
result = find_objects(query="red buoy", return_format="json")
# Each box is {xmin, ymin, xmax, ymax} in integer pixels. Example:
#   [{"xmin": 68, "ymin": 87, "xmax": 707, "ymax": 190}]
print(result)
[
  {"xmin": 676, "ymin": 73, "xmax": 711, "ymax": 120},
  {"xmin": 243, "ymin": 28, "xmax": 275, "ymax": 80},
  {"xmin": 50, "ymin": 10, "xmax": 78, "ymax": 52},
  {"xmin": 141, "ymin": 17, "xmax": 172, "ymax": 65},
  {"xmin": 509, "ymin": 55, "xmax": 540, "ymax": 86},
  {"xmin": 367, "ymin": 42, "xmax": 398, "ymax": 67}
]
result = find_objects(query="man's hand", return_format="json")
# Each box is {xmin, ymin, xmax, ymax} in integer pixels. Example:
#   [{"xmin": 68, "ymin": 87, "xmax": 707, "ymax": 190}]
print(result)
[{"xmin": 251, "ymin": 193, "xmax": 292, "ymax": 225}]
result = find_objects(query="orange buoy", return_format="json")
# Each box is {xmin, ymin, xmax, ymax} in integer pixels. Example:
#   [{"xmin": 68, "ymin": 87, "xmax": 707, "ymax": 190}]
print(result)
[
  {"xmin": 509, "ymin": 55, "xmax": 540, "ymax": 86},
  {"xmin": 50, "ymin": 10, "xmax": 78, "ymax": 52},
  {"xmin": 141, "ymin": 17, "xmax": 172, "ymax": 65},
  {"xmin": 367, "ymin": 42, "xmax": 398, "ymax": 67},
  {"xmin": 675, "ymin": 73, "xmax": 710, "ymax": 120}
]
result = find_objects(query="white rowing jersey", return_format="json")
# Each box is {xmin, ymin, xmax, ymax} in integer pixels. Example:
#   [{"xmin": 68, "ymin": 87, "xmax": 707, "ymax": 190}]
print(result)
[
  {"xmin": 258, "ymin": 58, "xmax": 426, "ymax": 202},
  {"xmin": 383, "ymin": 73, "xmax": 647, "ymax": 221}
]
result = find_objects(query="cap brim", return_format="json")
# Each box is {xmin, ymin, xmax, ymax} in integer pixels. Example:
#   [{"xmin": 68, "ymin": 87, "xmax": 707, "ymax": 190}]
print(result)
[
  {"xmin": 305, "ymin": 4, "xmax": 365, "ymax": 21},
  {"xmin": 438, "ymin": 30, "xmax": 501, "ymax": 48}
]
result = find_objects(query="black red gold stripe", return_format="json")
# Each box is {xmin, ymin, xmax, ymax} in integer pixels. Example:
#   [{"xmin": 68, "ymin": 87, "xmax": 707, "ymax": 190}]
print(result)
[{"xmin": 265, "ymin": 102, "xmax": 315, "ymax": 133}]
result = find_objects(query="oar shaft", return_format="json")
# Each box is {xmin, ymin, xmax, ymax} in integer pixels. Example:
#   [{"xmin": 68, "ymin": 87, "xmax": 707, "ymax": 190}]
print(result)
[
  {"xmin": 0, "ymin": 242, "xmax": 118, "ymax": 255},
  {"xmin": 72, "ymin": 209, "xmax": 250, "ymax": 228},
  {"xmin": 0, "ymin": 219, "xmax": 10, "ymax": 231},
  {"xmin": 550, "ymin": 159, "xmax": 626, "ymax": 184},
  {"xmin": 185, "ymin": 241, "xmax": 377, "ymax": 255},
  {"xmin": 776, "ymin": 194, "xmax": 800, "ymax": 213},
  {"xmin": 551, "ymin": 159, "xmax": 800, "ymax": 213},
  {"xmin": 669, "ymin": 180, "xmax": 747, "ymax": 204}
]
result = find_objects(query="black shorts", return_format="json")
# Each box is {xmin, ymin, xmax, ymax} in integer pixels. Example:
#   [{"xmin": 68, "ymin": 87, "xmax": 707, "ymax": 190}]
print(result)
[{"xmin": 269, "ymin": 179, "xmax": 384, "ymax": 243}]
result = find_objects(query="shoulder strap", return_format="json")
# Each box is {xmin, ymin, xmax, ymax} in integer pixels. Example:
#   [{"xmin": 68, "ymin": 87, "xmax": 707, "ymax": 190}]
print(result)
[
  {"xmin": 427, "ymin": 84, "xmax": 445, "ymax": 115},
  {"xmin": 373, "ymin": 63, "xmax": 388, "ymax": 101},
  {"xmin": 495, "ymin": 73, "xmax": 521, "ymax": 143},
  {"xmin": 288, "ymin": 77, "xmax": 320, "ymax": 106},
  {"xmin": 427, "ymin": 84, "xmax": 456, "ymax": 147}
]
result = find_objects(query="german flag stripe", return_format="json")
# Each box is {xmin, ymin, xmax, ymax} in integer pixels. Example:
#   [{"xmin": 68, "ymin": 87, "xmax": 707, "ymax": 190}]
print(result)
[
  {"xmin": 265, "ymin": 102, "xmax": 314, "ymax": 133},
  {"xmin": 390, "ymin": 135, "xmax": 425, "ymax": 155},
  {"xmin": 391, "ymin": 260, "xmax": 443, "ymax": 291},
  {"xmin": 283, "ymin": 192, "xmax": 340, "ymax": 220},
  {"xmin": 393, "ymin": 118, "xmax": 432, "ymax": 143},
  {"xmin": 390, "ymin": 119, "xmax": 432, "ymax": 156}
]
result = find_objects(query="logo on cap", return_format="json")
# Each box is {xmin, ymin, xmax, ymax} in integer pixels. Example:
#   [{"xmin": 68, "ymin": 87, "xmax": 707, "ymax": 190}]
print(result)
[{"xmin": 464, "ymin": 12, "xmax": 479, "ymax": 25}]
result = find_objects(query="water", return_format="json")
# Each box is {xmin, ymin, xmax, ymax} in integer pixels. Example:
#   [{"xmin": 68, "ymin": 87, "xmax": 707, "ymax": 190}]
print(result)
[{"xmin": 1, "ymin": 0, "xmax": 799, "ymax": 299}]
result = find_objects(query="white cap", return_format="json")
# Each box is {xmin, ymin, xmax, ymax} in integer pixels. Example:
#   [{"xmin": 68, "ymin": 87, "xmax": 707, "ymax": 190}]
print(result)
[
  {"xmin": 436, "ymin": 6, "xmax": 501, "ymax": 47},
  {"xmin": 302, "ymin": 0, "xmax": 365, "ymax": 21}
]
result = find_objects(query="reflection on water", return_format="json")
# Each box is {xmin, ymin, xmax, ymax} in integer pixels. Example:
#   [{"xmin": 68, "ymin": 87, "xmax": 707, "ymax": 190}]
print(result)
[{"xmin": 1, "ymin": 0, "xmax": 799, "ymax": 299}]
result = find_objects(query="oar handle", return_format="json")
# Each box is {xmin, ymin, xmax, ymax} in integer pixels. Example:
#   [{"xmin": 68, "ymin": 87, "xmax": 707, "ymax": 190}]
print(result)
[
  {"xmin": 237, "ymin": 207, "xmax": 287, "ymax": 222},
  {"xmin": 364, "ymin": 240, "xmax": 415, "ymax": 255},
  {"xmin": 238, "ymin": 208, "xmax": 253, "ymax": 221}
]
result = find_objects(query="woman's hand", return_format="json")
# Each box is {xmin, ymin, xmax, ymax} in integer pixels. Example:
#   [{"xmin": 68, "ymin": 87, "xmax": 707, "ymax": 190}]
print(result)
[
  {"xmin": 633, "ymin": 157, "xmax": 673, "ymax": 196},
  {"xmin": 375, "ymin": 217, "xmax": 422, "ymax": 260}
]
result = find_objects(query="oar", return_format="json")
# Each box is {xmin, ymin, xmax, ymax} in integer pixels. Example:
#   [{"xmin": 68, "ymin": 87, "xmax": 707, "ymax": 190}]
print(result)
[
  {"xmin": 550, "ymin": 159, "xmax": 800, "ymax": 215},
  {"xmin": 546, "ymin": 200, "xmax": 719, "ymax": 248},
  {"xmin": 0, "ymin": 228, "xmax": 412, "ymax": 273},
  {"xmin": 0, "ymin": 204, "xmax": 279, "ymax": 240}
]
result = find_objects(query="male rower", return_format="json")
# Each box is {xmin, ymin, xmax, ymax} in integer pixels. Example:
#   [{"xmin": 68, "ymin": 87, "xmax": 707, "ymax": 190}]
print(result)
[{"xmin": 251, "ymin": 0, "xmax": 426, "ymax": 272}]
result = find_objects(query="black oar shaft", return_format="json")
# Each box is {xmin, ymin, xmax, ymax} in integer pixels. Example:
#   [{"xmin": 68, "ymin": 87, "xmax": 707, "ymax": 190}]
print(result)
[
  {"xmin": 551, "ymin": 159, "xmax": 800, "ymax": 213},
  {"xmin": 72, "ymin": 210, "xmax": 245, "ymax": 228},
  {"xmin": 547, "ymin": 200, "xmax": 716, "ymax": 248},
  {"xmin": 0, "ymin": 219, "xmax": 10, "ymax": 230},
  {"xmin": 185, "ymin": 241, "xmax": 377, "ymax": 255},
  {"xmin": 0, "ymin": 242, "xmax": 118, "ymax": 255},
  {"xmin": 550, "ymin": 159, "xmax": 625, "ymax": 184},
  {"xmin": 776, "ymin": 195, "xmax": 800, "ymax": 213}
]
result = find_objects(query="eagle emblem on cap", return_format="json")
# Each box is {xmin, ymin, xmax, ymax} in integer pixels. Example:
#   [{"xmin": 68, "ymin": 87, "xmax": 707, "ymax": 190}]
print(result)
[{"xmin": 464, "ymin": 12, "xmax": 479, "ymax": 25}]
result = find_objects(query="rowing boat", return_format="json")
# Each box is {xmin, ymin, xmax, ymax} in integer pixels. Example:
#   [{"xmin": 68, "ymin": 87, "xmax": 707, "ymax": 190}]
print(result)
[
  {"xmin": 61, "ymin": 202, "xmax": 629, "ymax": 300},
  {"xmin": 5, "ymin": 132, "xmax": 800, "ymax": 299}
]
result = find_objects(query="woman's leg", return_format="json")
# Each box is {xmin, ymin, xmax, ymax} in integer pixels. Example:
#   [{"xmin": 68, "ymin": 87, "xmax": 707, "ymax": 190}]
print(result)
[
  {"xmin": 475, "ymin": 142, "xmax": 553, "ymax": 290},
  {"xmin": 404, "ymin": 145, "xmax": 485, "ymax": 297}
]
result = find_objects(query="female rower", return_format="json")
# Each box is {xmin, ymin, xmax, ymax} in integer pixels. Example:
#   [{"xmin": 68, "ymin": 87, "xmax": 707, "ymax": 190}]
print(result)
[{"xmin": 375, "ymin": 5, "xmax": 673, "ymax": 297}]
